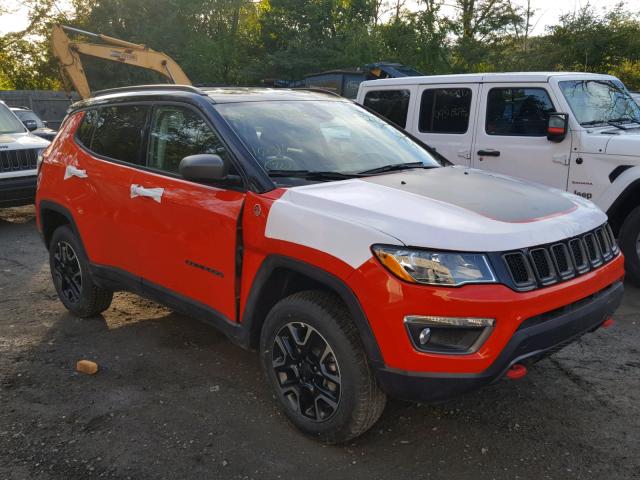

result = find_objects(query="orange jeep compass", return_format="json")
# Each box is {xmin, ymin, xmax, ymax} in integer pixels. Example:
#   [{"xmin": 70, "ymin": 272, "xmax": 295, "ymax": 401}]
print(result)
[{"xmin": 36, "ymin": 85, "xmax": 624, "ymax": 443}]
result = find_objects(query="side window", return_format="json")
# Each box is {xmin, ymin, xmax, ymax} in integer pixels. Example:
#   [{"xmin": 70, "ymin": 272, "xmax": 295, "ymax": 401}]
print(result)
[
  {"xmin": 90, "ymin": 105, "xmax": 149, "ymax": 164},
  {"xmin": 419, "ymin": 88, "xmax": 472, "ymax": 134},
  {"xmin": 363, "ymin": 90, "xmax": 411, "ymax": 128},
  {"xmin": 147, "ymin": 105, "xmax": 227, "ymax": 174},
  {"xmin": 76, "ymin": 109, "xmax": 97, "ymax": 147},
  {"xmin": 486, "ymin": 88, "xmax": 555, "ymax": 136}
]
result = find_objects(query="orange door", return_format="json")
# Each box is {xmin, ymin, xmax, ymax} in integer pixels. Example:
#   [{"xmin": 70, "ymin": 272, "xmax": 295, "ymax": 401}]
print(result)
[
  {"xmin": 125, "ymin": 103, "xmax": 246, "ymax": 321},
  {"xmin": 127, "ymin": 169, "xmax": 245, "ymax": 320}
]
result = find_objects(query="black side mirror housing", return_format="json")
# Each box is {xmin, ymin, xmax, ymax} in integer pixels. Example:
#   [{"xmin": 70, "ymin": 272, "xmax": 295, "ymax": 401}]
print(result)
[
  {"xmin": 547, "ymin": 113, "xmax": 569, "ymax": 142},
  {"xmin": 179, "ymin": 154, "xmax": 228, "ymax": 182},
  {"xmin": 24, "ymin": 120, "xmax": 38, "ymax": 131}
]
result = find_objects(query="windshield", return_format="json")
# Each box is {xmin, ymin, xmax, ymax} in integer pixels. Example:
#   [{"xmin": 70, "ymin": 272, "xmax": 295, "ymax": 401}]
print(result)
[
  {"xmin": 13, "ymin": 110, "xmax": 45, "ymax": 128},
  {"xmin": 559, "ymin": 79, "xmax": 640, "ymax": 126},
  {"xmin": 0, "ymin": 104, "xmax": 27, "ymax": 134},
  {"xmin": 214, "ymin": 100, "xmax": 442, "ymax": 177}
]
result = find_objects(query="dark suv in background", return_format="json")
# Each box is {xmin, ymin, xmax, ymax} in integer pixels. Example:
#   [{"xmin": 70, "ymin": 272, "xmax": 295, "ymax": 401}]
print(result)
[{"xmin": 10, "ymin": 107, "xmax": 57, "ymax": 141}]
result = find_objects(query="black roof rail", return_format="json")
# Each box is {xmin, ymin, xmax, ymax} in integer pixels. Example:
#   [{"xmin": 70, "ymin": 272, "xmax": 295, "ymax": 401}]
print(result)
[
  {"xmin": 293, "ymin": 87, "xmax": 343, "ymax": 98},
  {"xmin": 92, "ymin": 84, "xmax": 207, "ymax": 97}
]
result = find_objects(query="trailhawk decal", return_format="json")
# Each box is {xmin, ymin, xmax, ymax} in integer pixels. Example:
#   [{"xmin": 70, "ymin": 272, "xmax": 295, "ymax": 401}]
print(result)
[{"xmin": 264, "ymin": 167, "xmax": 607, "ymax": 269}]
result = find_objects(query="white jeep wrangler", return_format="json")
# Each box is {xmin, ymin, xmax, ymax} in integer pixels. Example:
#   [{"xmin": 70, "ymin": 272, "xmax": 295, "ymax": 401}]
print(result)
[
  {"xmin": 357, "ymin": 72, "xmax": 640, "ymax": 284},
  {"xmin": 0, "ymin": 100, "xmax": 50, "ymax": 207}
]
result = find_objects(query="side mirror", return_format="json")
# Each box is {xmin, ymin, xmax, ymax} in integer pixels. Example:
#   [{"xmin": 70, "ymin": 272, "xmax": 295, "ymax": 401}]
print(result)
[
  {"xmin": 179, "ymin": 154, "xmax": 227, "ymax": 182},
  {"xmin": 547, "ymin": 113, "xmax": 569, "ymax": 142},
  {"xmin": 23, "ymin": 119, "xmax": 38, "ymax": 131}
]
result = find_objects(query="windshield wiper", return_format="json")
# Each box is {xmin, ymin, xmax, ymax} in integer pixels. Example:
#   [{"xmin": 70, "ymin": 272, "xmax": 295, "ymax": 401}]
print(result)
[
  {"xmin": 267, "ymin": 169, "xmax": 361, "ymax": 181},
  {"xmin": 581, "ymin": 120, "xmax": 607, "ymax": 127},
  {"xmin": 357, "ymin": 162, "xmax": 429, "ymax": 175},
  {"xmin": 608, "ymin": 116, "xmax": 640, "ymax": 126}
]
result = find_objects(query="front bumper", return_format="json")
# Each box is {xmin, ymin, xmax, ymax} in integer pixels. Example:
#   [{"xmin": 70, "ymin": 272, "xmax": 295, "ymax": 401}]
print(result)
[
  {"xmin": 375, "ymin": 280, "xmax": 624, "ymax": 402},
  {"xmin": 0, "ymin": 175, "xmax": 36, "ymax": 207}
]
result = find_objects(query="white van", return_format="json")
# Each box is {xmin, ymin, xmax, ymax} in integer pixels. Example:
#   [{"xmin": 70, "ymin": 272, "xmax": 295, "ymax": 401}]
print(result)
[
  {"xmin": 0, "ymin": 100, "xmax": 50, "ymax": 207},
  {"xmin": 357, "ymin": 72, "xmax": 640, "ymax": 285}
]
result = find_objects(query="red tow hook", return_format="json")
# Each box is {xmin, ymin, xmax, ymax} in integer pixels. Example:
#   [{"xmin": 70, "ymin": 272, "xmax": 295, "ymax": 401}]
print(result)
[
  {"xmin": 601, "ymin": 317, "xmax": 615, "ymax": 329},
  {"xmin": 506, "ymin": 363, "xmax": 527, "ymax": 380}
]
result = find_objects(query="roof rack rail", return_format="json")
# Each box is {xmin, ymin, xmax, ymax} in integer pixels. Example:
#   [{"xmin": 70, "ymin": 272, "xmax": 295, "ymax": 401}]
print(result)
[
  {"xmin": 293, "ymin": 87, "xmax": 343, "ymax": 98},
  {"xmin": 93, "ymin": 84, "xmax": 207, "ymax": 97}
]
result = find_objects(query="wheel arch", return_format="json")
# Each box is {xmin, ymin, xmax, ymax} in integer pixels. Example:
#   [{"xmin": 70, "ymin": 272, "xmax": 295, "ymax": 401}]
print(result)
[
  {"xmin": 241, "ymin": 256, "xmax": 384, "ymax": 368},
  {"xmin": 606, "ymin": 178, "xmax": 640, "ymax": 235},
  {"xmin": 38, "ymin": 200, "xmax": 82, "ymax": 250}
]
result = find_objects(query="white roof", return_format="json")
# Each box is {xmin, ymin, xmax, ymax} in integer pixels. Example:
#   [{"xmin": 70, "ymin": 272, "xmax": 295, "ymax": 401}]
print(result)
[{"xmin": 359, "ymin": 72, "xmax": 618, "ymax": 88}]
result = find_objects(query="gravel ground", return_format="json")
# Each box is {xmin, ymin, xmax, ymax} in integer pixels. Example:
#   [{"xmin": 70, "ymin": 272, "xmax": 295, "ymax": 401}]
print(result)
[{"xmin": 1, "ymin": 205, "xmax": 639, "ymax": 480}]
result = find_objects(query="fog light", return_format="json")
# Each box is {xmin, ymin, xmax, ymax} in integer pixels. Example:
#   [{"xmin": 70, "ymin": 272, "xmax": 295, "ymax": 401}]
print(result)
[
  {"xmin": 418, "ymin": 327, "xmax": 432, "ymax": 345},
  {"xmin": 404, "ymin": 315, "xmax": 495, "ymax": 354}
]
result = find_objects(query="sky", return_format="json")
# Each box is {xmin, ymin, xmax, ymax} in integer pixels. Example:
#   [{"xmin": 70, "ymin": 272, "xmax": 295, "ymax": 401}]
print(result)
[{"xmin": 0, "ymin": 0, "xmax": 632, "ymax": 36}]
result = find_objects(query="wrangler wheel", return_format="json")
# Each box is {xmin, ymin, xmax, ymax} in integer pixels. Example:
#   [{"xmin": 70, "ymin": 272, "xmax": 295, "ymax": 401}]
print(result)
[{"xmin": 618, "ymin": 205, "xmax": 640, "ymax": 286}]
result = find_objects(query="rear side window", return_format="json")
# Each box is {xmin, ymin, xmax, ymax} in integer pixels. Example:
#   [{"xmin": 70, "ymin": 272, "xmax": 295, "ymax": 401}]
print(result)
[
  {"xmin": 76, "ymin": 110, "xmax": 97, "ymax": 146},
  {"xmin": 363, "ymin": 90, "xmax": 411, "ymax": 128},
  {"xmin": 419, "ymin": 88, "xmax": 472, "ymax": 134},
  {"xmin": 147, "ymin": 105, "xmax": 227, "ymax": 174},
  {"xmin": 88, "ymin": 105, "xmax": 149, "ymax": 164},
  {"xmin": 486, "ymin": 88, "xmax": 555, "ymax": 136}
]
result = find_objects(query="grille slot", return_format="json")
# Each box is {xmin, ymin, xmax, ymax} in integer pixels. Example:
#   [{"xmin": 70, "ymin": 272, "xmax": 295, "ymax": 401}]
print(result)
[
  {"xmin": 595, "ymin": 228, "xmax": 612, "ymax": 260},
  {"xmin": 551, "ymin": 243, "xmax": 574, "ymax": 279},
  {"xmin": 569, "ymin": 238, "xmax": 589, "ymax": 273},
  {"xmin": 502, "ymin": 223, "xmax": 617, "ymax": 291},
  {"xmin": 503, "ymin": 252, "xmax": 534, "ymax": 287},
  {"xmin": 0, "ymin": 148, "xmax": 39, "ymax": 172},
  {"xmin": 605, "ymin": 224, "xmax": 619, "ymax": 254},
  {"xmin": 583, "ymin": 233, "xmax": 603, "ymax": 267},
  {"xmin": 529, "ymin": 248, "xmax": 556, "ymax": 284}
]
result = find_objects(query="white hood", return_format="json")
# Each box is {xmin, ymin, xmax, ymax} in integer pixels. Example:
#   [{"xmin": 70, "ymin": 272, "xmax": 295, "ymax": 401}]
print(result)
[
  {"xmin": 602, "ymin": 128, "xmax": 640, "ymax": 156},
  {"xmin": 0, "ymin": 131, "xmax": 50, "ymax": 150},
  {"xmin": 579, "ymin": 127, "xmax": 640, "ymax": 157},
  {"xmin": 265, "ymin": 167, "xmax": 606, "ymax": 269}
]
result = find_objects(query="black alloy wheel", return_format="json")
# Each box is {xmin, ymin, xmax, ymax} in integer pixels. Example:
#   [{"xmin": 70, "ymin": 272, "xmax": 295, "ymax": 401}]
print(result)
[
  {"xmin": 52, "ymin": 240, "xmax": 83, "ymax": 304},
  {"xmin": 272, "ymin": 322, "xmax": 341, "ymax": 422},
  {"xmin": 49, "ymin": 225, "xmax": 113, "ymax": 317}
]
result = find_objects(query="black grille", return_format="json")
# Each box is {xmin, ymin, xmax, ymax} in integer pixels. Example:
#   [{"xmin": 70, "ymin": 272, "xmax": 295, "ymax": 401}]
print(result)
[
  {"xmin": 551, "ymin": 243, "xmax": 573, "ymax": 278},
  {"xmin": 530, "ymin": 248, "xmax": 554, "ymax": 283},
  {"xmin": 0, "ymin": 148, "xmax": 39, "ymax": 172},
  {"xmin": 503, "ymin": 223, "xmax": 619, "ymax": 291},
  {"xmin": 583, "ymin": 233, "xmax": 602, "ymax": 266},
  {"xmin": 504, "ymin": 252, "xmax": 533, "ymax": 286}
]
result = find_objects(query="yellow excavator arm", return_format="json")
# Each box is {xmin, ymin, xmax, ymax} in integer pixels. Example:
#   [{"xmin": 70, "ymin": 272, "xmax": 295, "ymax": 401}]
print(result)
[{"xmin": 51, "ymin": 24, "xmax": 191, "ymax": 99}]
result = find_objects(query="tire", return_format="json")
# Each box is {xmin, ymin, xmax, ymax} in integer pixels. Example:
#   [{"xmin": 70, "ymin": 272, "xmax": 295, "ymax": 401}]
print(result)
[
  {"xmin": 618, "ymin": 205, "xmax": 640, "ymax": 287},
  {"xmin": 260, "ymin": 290, "xmax": 386, "ymax": 443},
  {"xmin": 49, "ymin": 225, "xmax": 113, "ymax": 317}
]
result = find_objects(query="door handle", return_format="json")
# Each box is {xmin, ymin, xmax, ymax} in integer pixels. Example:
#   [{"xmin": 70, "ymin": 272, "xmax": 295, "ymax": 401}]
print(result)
[
  {"xmin": 552, "ymin": 154, "xmax": 569, "ymax": 165},
  {"xmin": 477, "ymin": 149, "xmax": 501, "ymax": 157},
  {"xmin": 457, "ymin": 149, "xmax": 471, "ymax": 160},
  {"xmin": 64, "ymin": 165, "xmax": 88, "ymax": 180},
  {"xmin": 130, "ymin": 184, "xmax": 164, "ymax": 203}
]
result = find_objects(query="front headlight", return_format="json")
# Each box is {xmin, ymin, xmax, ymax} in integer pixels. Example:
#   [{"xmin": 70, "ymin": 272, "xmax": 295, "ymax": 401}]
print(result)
[{"xmin": 372, "ymin": 245, "xmax": 496, "ymax": 286}]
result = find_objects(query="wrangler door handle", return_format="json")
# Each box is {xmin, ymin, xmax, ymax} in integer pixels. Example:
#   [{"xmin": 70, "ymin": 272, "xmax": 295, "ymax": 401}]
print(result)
[
  {"xmin": 130, "ymin": 184, "xmax": 164, "ymax": 203},
  {"xmin": 477, "ymin": 149, "xmax": 501, "ymax": 157},
  {"xmin": 64, "ymin": 165, "xmax": 88, "ymax": 180}
]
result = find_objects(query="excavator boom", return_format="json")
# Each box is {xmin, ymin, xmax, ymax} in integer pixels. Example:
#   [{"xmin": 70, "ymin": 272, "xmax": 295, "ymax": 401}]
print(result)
[{"xmin": 51, "ymin": 24, "xmax": 191, "ymax": 99}]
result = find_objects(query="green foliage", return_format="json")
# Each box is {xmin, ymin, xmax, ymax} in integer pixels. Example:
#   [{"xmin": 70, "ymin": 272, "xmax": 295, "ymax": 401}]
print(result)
[{"xmin": 1, "ymin": 0, "xmax": 639, "ymax": 91}]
